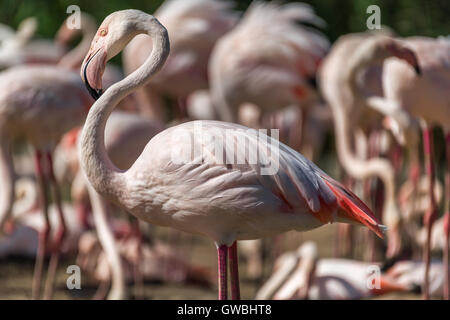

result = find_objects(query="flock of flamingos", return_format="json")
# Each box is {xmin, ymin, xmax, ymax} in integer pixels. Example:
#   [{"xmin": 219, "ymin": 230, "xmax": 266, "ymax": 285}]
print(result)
[{"xmin": 0, "ymin": 0, "xmax": 448, "ymax": 300}]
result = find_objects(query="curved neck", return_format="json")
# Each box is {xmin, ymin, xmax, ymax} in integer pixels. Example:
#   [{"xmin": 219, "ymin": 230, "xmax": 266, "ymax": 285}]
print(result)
[
  {"xmin": 80, "ymin": 18, "xmax": 169, "ymax": 203},
  {"xmin": 332, "ymin": 104, "xmax": 399, "ymax": 228}
]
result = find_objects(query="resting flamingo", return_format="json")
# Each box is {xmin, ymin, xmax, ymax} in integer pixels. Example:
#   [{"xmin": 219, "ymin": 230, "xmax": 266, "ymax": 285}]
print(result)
[
  {"xmin": 79, "ymin": 9, "xmax": 384, "ymax": 300},
  {"xmin": 123, "ymin": 0, "xmax": 237, "ymax": 120},
  {"xmin": 319, "ymin": 33, "xmax": 421, "ymax": 259},
  {"xmin": 255, "ymin": 242, "xmax": 414, "ymax": 300}
]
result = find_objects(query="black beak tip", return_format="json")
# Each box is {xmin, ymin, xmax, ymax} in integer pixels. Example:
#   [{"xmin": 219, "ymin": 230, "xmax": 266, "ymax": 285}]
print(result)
[
  {"xmin": 414, "ymin": 65, "xmax": 421, "ymax": 76},
  {"xmin": 83, "ymin": 80, "xmax": 103, "ymax": 100}
]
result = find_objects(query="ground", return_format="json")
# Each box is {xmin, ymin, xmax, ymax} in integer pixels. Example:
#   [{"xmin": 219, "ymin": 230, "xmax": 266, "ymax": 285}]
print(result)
[{"xmin": 0, "ymin": 223, "xmax": 421, "ymax": 300}]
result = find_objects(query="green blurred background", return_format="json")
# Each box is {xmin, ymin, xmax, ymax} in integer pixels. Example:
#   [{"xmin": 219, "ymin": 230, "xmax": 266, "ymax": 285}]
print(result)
[{"xmin": 1, "ymin": 0, "xmax": 449, "ymax": 43}]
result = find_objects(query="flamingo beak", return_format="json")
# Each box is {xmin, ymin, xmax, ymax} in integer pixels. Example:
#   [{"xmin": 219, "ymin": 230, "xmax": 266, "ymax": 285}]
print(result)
[
  {"xmin": 81, "ymin": 46, "xmax": 107, "ymax": 100},
  {"xmin": 390, "ymin": 45, "xmax": 421, "ymax": 76}
]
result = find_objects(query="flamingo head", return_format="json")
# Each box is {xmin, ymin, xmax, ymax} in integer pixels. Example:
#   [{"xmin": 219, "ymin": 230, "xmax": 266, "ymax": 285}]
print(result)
[
  {"xmin": 360, "ymin": 37, "xmax": 421, "ymax": 76},
  {"xmin": 81, "ymin": 10, "xmax": 154, "ymax": 100},
  {"xmin": 384, "ymin": 39, "xmax": 421, "ymax": 75}
]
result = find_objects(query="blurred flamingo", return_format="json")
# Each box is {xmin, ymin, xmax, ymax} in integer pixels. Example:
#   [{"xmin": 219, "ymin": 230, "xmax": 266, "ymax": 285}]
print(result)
[
  {"xmin": 0, "ymin": 34, "xmax": 93, "ymax": 298},
  {"xmin": 209, "ymin": 1, "xmax": 328, "ymax": 151},
  {"xmin": 0, "ymin": 17, "xmax": 65, "ymax": 69},
  {"xmin": 123, "ymin": 0, "xmax": 237, "ymax": 121},
  {"xmin": 319, "ymin": 33, "xmax": 421, "ymax": 259},
  {"xmin": 256, "ymin": 242, "xmax": 416, "ymax": 300},
  {"xmin": 375, "ymin": 36, "xmax": 450, "ymax": 299}
]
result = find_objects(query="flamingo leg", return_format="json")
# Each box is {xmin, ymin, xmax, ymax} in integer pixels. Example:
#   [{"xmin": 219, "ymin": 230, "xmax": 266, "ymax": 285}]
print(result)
[
  {"xmin": 43, "ymin": 152, "xmax": 67, "ymax": 300},
  {"xmin": 217, "ymin": 244, "xmax": 228, "ymax": 300},
  {"xmin": 444, "ymin": 131, "xmax": 450, "ymax": 300},
  {"xmin": 32, "ymin": 150, "xmax": 50, "ymax": 300},
  {"xmin": 228, "ymin": 241, "xmax": 240, "ymax": 300},
  {"xmin": 422, "ymin": 126, "xmax": 437, "ymax": 300}
]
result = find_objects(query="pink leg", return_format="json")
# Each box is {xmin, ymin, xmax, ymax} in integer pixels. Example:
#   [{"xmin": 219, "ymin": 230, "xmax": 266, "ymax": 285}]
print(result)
[
  {"xmin": 43, "ymin": 152, "xmax": 66, "ymax": 300},
  {"xmin": 217, "ymin": 244, "xmax": 228, "ymax": 300},
  {"xmin": 422, "ymin": 126, "xmax": 437, "ymax": 300},
  {"xmin": 32, "ymin": 150, "xmax": 50, "ymax": 300},
  {"xmin": 228, "ymin": 241, "xmax": 240, "ymax": 300},
  {"xmin": 444, "ymin": 132, "xmax": 450, "ymax": 300}
]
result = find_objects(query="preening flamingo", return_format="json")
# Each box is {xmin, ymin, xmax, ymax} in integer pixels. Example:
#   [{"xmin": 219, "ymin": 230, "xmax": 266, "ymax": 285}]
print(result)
[
  {"xmin": 79, "ymin": 9, "xmax": 384, "ymax": 300},
  {"xmin": 0, "ymin": 56, "xmax": 92, "ymax": 298},
  {"xmin": 319, "ymin": 33, "xmax": 421, "ymax": 259},
  {"xmin": 123, "ymin": 0, "xmax": 237, "ymax": 120},
  {"xmin": 376, "ymin": 36, "xmax": 450, "ymax": 299},
  {"xmin": 208, "ymin": 1, "xmax": 328, "ymax": 138}
]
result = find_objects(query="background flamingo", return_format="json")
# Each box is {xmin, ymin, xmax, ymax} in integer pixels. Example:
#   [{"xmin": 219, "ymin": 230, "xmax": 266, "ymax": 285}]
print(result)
[
  {"xmin": 123, "ymin": 0, "xmax": 237, "ymax": 121},
  {"xmin": 319, "ymin": 33, "xmax": 421, "ymax": 259}
]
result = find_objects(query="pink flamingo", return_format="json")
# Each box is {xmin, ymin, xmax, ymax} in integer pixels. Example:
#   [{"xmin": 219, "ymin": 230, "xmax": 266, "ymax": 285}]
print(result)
[
  {"xmin": 319, "ymin": 33, "xmax": 421, "ymax": 259},
  {"xmin": 123, "ymin": 0, "xmax": 237, "ymax": 120},
  {"xmin": 0, "ymin": 49, "xmax": 92, "ymax": 298},
  {"xmin": 376, "ymin": 36, "xmax": 450, "ymax": 299},
  {"xmin": 208, "ymin": 2, "xmax": 328, "ymax": 141},
  {"xmin": 77, "ymin": 231, "xmax": 213, "ymax": 295},
  {"xmin": 1, "ymin": 178, "xmax": 84, "ymax": 260},
  {"xmin": 0, "ymin": 17, "xmax": 65, "ymax": 68},
  {"xmin": 256, "ymin": 242, "xmax": 414, "ymax": 300},
  {"xmin": 79, "ymin": 9, "xmax": 384, "ymax": 300}
]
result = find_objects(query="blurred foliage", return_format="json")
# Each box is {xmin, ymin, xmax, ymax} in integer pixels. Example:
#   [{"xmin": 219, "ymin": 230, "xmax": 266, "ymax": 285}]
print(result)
[{"xmin": 0, "ymin": 0, "xmax": 448, "ymax": 43}]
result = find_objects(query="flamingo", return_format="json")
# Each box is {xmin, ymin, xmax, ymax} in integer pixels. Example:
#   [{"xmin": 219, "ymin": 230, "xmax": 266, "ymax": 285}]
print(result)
[
  {"xmin": 77, "ymin": 231, "xmax": 213, "ymax": 294},
  {"xmin": 0, "ymin": 38, "xmax": 93, "ymax": 298},
  {"xmin": 376, "ymin": 36, "xmax": 450, "ymax": 299},
  {"xmin": 0, "ymin": 17, "xmax": 65, "ymax": 69},
  {"xmin": 79, "ymin": 9, "xmax": 384, "ymax": 300},
  {"xmin": 208, "ymin": 2, "xmax": 328, "ymax": 145},
  {"xmin": 256, "ymin": 242, "xmax": 415, "ymax": 300},
  {"xmin": 123, "ymin": 0, "xmax": 237, "ymax": 121},
  {"xmin": 1, "ymin": 178, "xmax": 84, "ymax": 260},
  {"xmin": 386, "ymin": 260, "xmax": 450, "ymax": 299},
  {"xmin": 319, "ymin": 33, "xmax": 421, "ymax": 259}
]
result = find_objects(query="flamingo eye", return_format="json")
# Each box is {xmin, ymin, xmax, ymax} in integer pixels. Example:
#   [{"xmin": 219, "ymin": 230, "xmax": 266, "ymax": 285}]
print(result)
[{"xmin": 99, "ymin": 29, "xmax": 107, "ymax": 37}]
